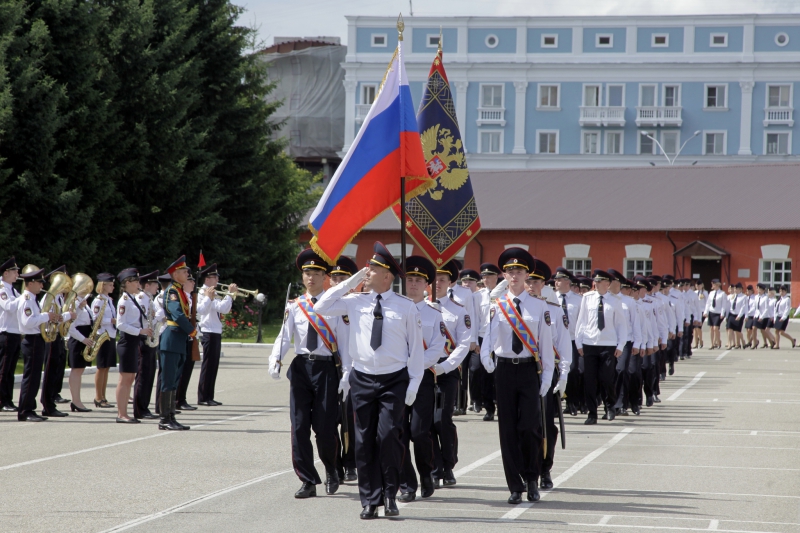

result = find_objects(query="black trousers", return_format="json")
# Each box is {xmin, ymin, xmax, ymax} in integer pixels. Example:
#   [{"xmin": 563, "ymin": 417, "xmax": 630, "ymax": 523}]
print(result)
[
  {"xmin": 41, "ymin": 337, "xmax": 67, "ymax": 412},
  {"xmin": 198, "ymin": 332, "xmax": 222, "ymax": 403},
  {"xmin": 288, "ymin": 355, "xmax": 340, "ymax": 485},
  {"xmin": 682, "ymin": 323, "xmax": 693, "ymax": 356},
  {"xmin": 0, "ymin": 332, "xmax": 21, "ymax": 407},
  {"xmin": 18, "ymin": 335, "xmax": 45, "ymax": 419},
  {"xmin": 134, "ymin": 344, "xmax": 158, "ymax": 417},
  {"xmin": 481, "ymin": 361, "xmax": 496, "ymax": 414},
  {"xmin": 176, "ymin": 356, "xmax": 195, "ymax": 403},
  {"xmin": 540, "ymin": 369, "xmax": 559, "ymax": 474},
  {"xmin": 565, "ymin": 341, "xmax": 584, "ymax": 411},
  {"xmin": 52, "ymin": 337, "xmax": 67, "ymax": 397},
  {"xmin": 350, "ymin": 367, "xmax": 408, "ymax": 507},
  {"xmin": 643, "ymin": 349, "xmax": 658, "ymax": 400},
  {"xmin": 614, "ymin": 342, "xmax": 642, "ymax": 410},
  {"xmin": 338, "ymin": 390, "xmax": 356, "ymax": 475},
  {"xmin": 431, "ymin": 370, "xmax": 459, "ymax": 474},
  {"xmin": 399, "ymin": 370, "xmax": 435, "ymax": 493},
  {"xmin": 495, "ymin": 360, "xmax": 542, "ymax": 492},
  {"xmin": 468, "ymin": 351, "xmax": 484, "ymax": 408},
  {"xmin": 582, "ymin": 345, "xmax": 617, "ymax": 419}
]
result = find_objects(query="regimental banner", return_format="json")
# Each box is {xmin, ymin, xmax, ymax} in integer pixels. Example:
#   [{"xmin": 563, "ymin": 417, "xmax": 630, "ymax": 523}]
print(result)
[{"xmin": 392, "ymin": 45, "xmax": 481, "ymax": 266}]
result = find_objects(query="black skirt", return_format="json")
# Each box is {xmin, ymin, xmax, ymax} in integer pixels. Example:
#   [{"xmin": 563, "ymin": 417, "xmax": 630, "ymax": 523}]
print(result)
[
  {"xmin": 117, "ymin": 332, "xmax": 142, "ymax": 374},
  {"xmin": 68, "ymin": 325, "xmax": 92, "ymax": 369},
  {"xmin": 96, "ymin": 337, "xmax": 117, "ymax": 369},
  {"xmin": 745, "ymin": 316, "xmax": 755, "ymax": 330},
  {"xmin": 774, "ymin": 318, "xmax": 789, "ymax": 331},
  {"xmin": 755, "ymin": 318, "xmax": 769, "ymax": 330},
  {"xmin": 708, "ymin": 313, "xmax": 722, "ymax": 327}
]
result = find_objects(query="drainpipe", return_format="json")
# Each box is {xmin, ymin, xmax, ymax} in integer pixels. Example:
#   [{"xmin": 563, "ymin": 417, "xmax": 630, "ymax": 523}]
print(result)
[
  {"xmin": 666, "ymin": 231, "xmax": 677, "ymax": 276},
  {"xmin": 475, "ymin": 237, "xmax": 484, "ymax": 265}
]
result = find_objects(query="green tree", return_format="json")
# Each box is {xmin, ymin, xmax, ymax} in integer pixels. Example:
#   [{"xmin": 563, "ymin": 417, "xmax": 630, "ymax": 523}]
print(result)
[{"xmin": 0, "ymin": 2, "xmax": 23, "ymax": 250}]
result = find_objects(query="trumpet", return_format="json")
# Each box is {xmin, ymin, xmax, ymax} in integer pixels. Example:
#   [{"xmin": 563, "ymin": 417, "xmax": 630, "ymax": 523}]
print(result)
[{"xmin": 215, "ymin": 283, "xmax": 259, "ymax": 301}]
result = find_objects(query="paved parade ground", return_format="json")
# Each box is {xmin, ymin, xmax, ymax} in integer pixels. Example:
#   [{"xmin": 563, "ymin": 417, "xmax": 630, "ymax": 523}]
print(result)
[{"xmin": 2, "ymin": 328, "xmax": 800, "ymax": 533}]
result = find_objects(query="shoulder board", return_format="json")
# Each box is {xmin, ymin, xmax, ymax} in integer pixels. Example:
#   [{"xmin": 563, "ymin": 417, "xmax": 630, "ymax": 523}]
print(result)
[
  {"xmin": 123, "ymin": 294, "xmax": 128, "ymax": 301},
  {"xmin": 534, "ymin": 294, "xmax": 546, "ymax": 300},
  {"xmin": 25, "ymin": 294, "xmax": 30, "ymax": 300},
  {"xmin": 546, "ymin": 300, "xmax": 560, "ymax": 307},
  {"xmin": 395, "ymin": 294, "xmax": 412, "ymax": 301},
  {"xmin": 425, "ymin": 302, "xmax": 442, "ymax": 313},
  {"xmin": 447, "ymin": 297, "xmax": 464, "ymax": 307}
]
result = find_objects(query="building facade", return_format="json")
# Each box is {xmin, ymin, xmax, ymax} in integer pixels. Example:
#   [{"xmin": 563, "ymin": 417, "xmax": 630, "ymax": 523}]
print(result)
[{"xmin": 343, "ymin": 14, "xmax": 800, "ymax": 169}]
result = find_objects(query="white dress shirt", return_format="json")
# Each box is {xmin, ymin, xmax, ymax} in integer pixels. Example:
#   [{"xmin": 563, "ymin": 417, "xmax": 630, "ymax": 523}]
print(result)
[
  {"xmin": 449, "ymin": 284, "xmax": 477, "ymax": 343},
  {"xmin": 18, "ymin": 290, "xmax": 51, "ymax": 335},
  {"xmin": 68, "ymin": 296, "xmax": 95, "ymax": 341},
  {"xmin": 668, "ymin": 288, "xmax": 687, "ymax": 327},
  {"xmin": 544, "ymin": 295, "xmax": 572, "ymax": 379},
  {"xmin": 474, "ymin": 288, "xmax": 489, "ymax": 339},
  {"xmin": 91, "ymin": 294, "xmax": 117, "ymax": 338},
  {"xmin": 197, "ymin": 289, "xmax": 233, "ymax": 334},
  {"xmin": 0, "ymin": 280, "xmax": 22, "ymax": 333},
  {"xmin": 556, "ymin": 290, "xmax": 581, "ymax": 341},
  {"xmin": 753, "ymin": 294, "xmax": 773, "ymax": 319},
  {"xmin": 635, "ymin": 298, "xmax": 655, "ymax": 350},
  {"xmin": 704, "ymin": 289, "xmax": 727, "ymax": 314},
  {"xmin": 575, "ymin": 290, "xmax": 629, "ymax": 352},
  {"xmin": 116, "ymin": 292, "xmax": 145, "ymax": 336},
  {"xmin": 746, "ymin": 294, "xmax": 757, "ymax": 317},
  {"xmin": 417, "ymin": 300, "xmax": 446, "ymax": 369},
  {"xmin": 314, "ymin": 279, "xmax": 423, "ymax": 394},
  {"xmin": 154, "ymin": 290, "xmax": 166, "ymax": 324},
  {"xmin": 437, "ymin": 297, "xmax": 471, "ymax": 374},
  {"xmin": 608, "ymin": 292, "xmax": 642, "ymax": 347},
  {"xmin": 776, "ymin": 295, "xmax": 792, "ymax": 321},
  {"xmin": 730, "ymin": 293, "xmax": 747, "ymax": 320}
]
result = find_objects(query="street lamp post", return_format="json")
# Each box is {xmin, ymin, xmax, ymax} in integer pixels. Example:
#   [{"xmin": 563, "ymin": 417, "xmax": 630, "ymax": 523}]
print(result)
[
  {"xmin": 255, "ymin": 293, "xmax": 267, "ymax": 343},
  {"xmin": 641, "ymin": 130, "xmax": 701, "ymax": 165}
]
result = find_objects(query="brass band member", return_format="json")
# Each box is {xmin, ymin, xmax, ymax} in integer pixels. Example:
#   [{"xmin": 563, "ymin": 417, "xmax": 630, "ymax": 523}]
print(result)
[
  {"xmin": 0, "ymin": 257, "xmax": 23, "ymax": 413},
  {"xmin": 196, "ymin": 264, "xmax": 236, "ymax": 406},
  {"xmin": 133, "ymin": 270, "xmax": 160, "ymax": 419},
  {"xmin": 115, "ymin": 268, "xmax": 152, "ymax": 423},
  {"xmin": 93, "ymin": 273, "xmax": 117, "ymax": 408},
  {"xmin": 67, "ymin": 277, "xmax": 95, "ymax": 413}
]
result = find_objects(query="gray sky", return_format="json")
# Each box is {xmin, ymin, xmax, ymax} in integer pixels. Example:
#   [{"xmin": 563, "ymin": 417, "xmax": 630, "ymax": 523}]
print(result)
[{"xmin": 237, "ymin": 0, "xmax": 800, "ymax": 49}]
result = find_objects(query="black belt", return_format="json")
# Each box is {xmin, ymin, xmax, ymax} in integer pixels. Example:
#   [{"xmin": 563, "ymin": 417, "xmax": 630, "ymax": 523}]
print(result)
[
  {"xmin": 300, "ymin": 353, "xmax": 334, "ymax": 361},
  {"xmin": 496, "ymin": 356, "xmax": 535, "ymax": 365}
]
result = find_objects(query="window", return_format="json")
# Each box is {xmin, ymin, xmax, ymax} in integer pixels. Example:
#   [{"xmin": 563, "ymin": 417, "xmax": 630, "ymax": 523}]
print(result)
[
  {"xmin": 371, "ymin": 33, "xmax": 387, "ymax": 47},
  {"xmin": 485, "ymin": 34, "xmax": 499, "ymax": 48},
  {"xmin": 537, "ymin": 130, "xmax": 558, "ymax": 154},
  {"xmin": 766, "ymin": 132, "xmax": 790, "ymax": 155},
  {"xmin": 605, "ymin": 131, "xmax": 623, "ymax": 154},
  {"xmin": 538, "ymin": 84, "xmax": 559, "ymax": 108},
  {"xmin": 652, "ymin": 34, "xmax": 669, "ymax": 47},
  {"xmin": 361, "ymin": 84, "xmax": 377, "ymax": 105},
  {"xmin": 768, "ymin": 85, "xmax": 791, "ymax": 108},
  {"xmin": 661, "ymin": 131, "xmax": 679, "ymax": 155},
  {"xmin": 705, "ymin": 84, "xmax": 727, "ymax": 109},
  {"xmin": 664, "ymin": 85, "xmax": 680, "ymax": 107},
  {"xmin": 565, "ymin": 259, "xmax": 592, "ymax": 277},
  {"xmin": 626, "ymin": 259, "xmax": 653, "ymax": 279},
  {"xmin": 290, "ymin": 130, "xmax": 301, "ymax": 147},
  {"xmin": 542, "ymin": 34, "xmax": 558, "ymax": 47},
  {"xmin": 776, "ymin": 32, "xmax": 789, "ymax": 47},
  {"xmin": 704, "ymin": 132, "xmax": 726, "ymax": 155},
  {"xmin": 290, "ymin": 56, "xmax": 302, "ymax": 75},
  {"xmin": 710, "ymin": 33, "xmax": 728, "ymax": 47},
  {"xmin": 479, "ymin": 131, "xmax": 502, "ymax": 154},
  {"xmin": 582, "ymin": 131, "xmax": 599, "ymax": 154},
  {"xmin": 640, "ymin": 84, "xmax": 656, "ymax": 107},
  {"xmin": 427, "ymin": 34, "xmax": 439, "ymax": 48},
  {"xmin": 607, "ymin": 85, "xmax": 624, "ymax": 107},
  {"xmin": 596, "ymin": 34, "xmax": 613, "ymax": 47},
  {"xmin": 289, "ymin": 92, "xmax": 301, "ymax": 111},
  {"xmin": 639, "ymin": 130, "xmax": 656, "ymax": 154},
  {"xmin": 583, "ymin": 84, "xmax": 600, "ymax": 107},
  {"xmin": 481, "ymin": 84, "xmax": 503, "ymax": 108},
  {"xmin": 762, "ymin": 260, "xmax": 792, "ymax": 284}
]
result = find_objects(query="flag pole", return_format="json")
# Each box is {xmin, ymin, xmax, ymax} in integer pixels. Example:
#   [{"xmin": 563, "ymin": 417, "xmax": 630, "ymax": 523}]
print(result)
[{"xmin": 398, "ymin": 14, "xmax": 407, "ymax": 296}]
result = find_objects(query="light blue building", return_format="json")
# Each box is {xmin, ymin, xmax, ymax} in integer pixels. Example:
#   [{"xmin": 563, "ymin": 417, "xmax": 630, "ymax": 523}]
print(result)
[{"xmin": 342, "ymin": 14, "xmax": 800, "ymax": 169}]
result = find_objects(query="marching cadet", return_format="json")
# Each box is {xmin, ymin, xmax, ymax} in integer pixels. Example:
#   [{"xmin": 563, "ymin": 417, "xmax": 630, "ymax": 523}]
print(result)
[
  {"xmin": 17, "ymin": 268, "xmax": 61, "ymax": 421},
  {"xmin": 133, "ymin": 271, "xmax": 160, "ymax": 419},
  {"xmin": 745, "ymin": 285, "xmax": 758, "ymax": 348},
  {"xmin": 480, "ymin": 248, "xmax": 554, "ymax": 504},
  {"xmin": 41, "ymin": 266, "xmax": 76, "ymax": 417},
  {"xmin": 115, "ymin": 268, "xmax": 151, "ymax": 423},
  {"xmin": 767, "ymin": 286, "xmax": 778, "ymax": 342},
  {"xmin": 158, "ymin": 256, "xmax": 197, "ymax": 431},
  {"xmin": 654, "ymin": 277, "xmax": 676, "ymax": 381},
  {"xmin": 607, "ymin": 270, "xmax": 642, "ymax": 418},
  {"xmin": 703, "ymin": 279, "xmax": 726, "ymax": 349},
  {"xmin": 67, "ymin": 279, "xmax": 95, "ymax": 413},
  {"xmin": 578, "ymin": 277, "xmax": 592, "ymax": 294},
  {"xmin": 268, "ymin": 249, "xmax": 351, "ymax": 499},
  {"xmin": 753, "ymin": 283, "xmax": 777, "ymax": 349},
  {"xmin": 646, "ymin": 276, "xmax": 669, "ymax": 404},
  {"xmin": 773, "ymin": 285, "xmax": 795, "ymax": 349},
  {"xmin": 0, "ymin": 257, "xmax": 23, "ymax": 413},
  {"xmin": 431, "ymin": 262, "xmax": 472, "ymax": 488},
  {"xmin": 574, "ymin": 269, "xmax": 628, "ymax": 424},
  {"xmin": 636, "ymin": 277, "xmax": 661, "ymax": 409},
  {"xmin": 93, "ymin": 273, "xmax": 117, "ymax": 408},
  {"xmin": 629, "ymin": 277, "xmax": 656, "ymax": 415},
  {"xmin": 329, "ymin": 255, "xmax": 359, "ymax": 483},
  {"xmin": 553, "ymin": 268, "xmax": 583, "ymax": 416},
  {"xmin": 693, "ymin": 280, "xmax": 708, "ymax": 349},
  {"xmin": 446, "ymin": 260, "xmax": 477, "ymax": 415},
  {"xmin": 477, "ymin": 263, "xmax": 501, "ymax": 420},
  {"xmin": 196, "ymin": 264, "xmax": 236, "ymax": 406},
  {"xmin": 313, "ymin": 242, "xmax": 423, "ymax": 520},
  {"xmin": 398, "ymin": 256, "xmax": 445, "ymax": 502},
  {"xmin": 729, "ymin": 283, "xmax": 747, "ymax": 349},
  {"xmin": 460, "ymin": 269, "xmax": 484, "ymax": 414},
  {"xmin": 664, "ymin": 276, "xmax": 685, "ymax": 376},
  {"xmin": 176, "ymin": 272, "xmax": 198, "ymax": 411}
]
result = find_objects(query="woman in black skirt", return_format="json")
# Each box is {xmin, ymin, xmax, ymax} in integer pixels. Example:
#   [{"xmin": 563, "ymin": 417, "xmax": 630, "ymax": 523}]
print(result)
[
  {"xmin": 114, "ymin": 268, "xmax": 152, "ymax": 423},
  {"xmin": 92, "ymin": 273, "xmax": 117, "ymax": 408},
  {"xmin": 773, "ymin": 285, "xmax": 796, "ymax": 349},
  {"xmin": 67, "ymin": 293, "xmax": 95, "ymax": 412}
]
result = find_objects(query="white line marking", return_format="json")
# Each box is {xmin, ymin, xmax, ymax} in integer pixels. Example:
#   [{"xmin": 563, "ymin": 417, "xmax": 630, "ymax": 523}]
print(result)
[
  {"xmin": 667, "ymin": 372, "xmax": 706, "ymax": 401},
  {"xmin": 766, "ymin": 399, "xmax": 772, "ymax": 403},
  {"xmin": 598, "ymin": 515, "xmax": 613, "ymax": 525},
  {"xmin": 588, "ymin": 462, "xmax": 797, "ymax": 472},
  {"xmin": 715, "ymin": 350, "xmax": 730, "ymax": 360},
  {"xmin": 501, "ymin": 427, "xmax": 634, "ymax": 520},
  {"xmin": 565, "ymin": 486, "xmax": 800, "ymax": 500},
  {"xmin": 683, "ymin": 430, "xmax": 690, "ymax": 434},
  {"xmin": 713, "ymin": 399, "xmax": 718, "ymax": 402},
  {"xmin": 750, "ymin": 431, "xmax": 757, "ymax": 436},
  {"xmin": 566, "ymin": 522, "xmax": 779, "ymax": 533},
  {"xmin": 708, "ymin": 519, "xmax": 720, "ymax": 530}
]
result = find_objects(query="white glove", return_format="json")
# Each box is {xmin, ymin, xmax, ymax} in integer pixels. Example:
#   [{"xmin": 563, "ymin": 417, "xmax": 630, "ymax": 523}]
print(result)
[
  {"xmin": 539, "ymin": 380, "xmax": 550, "ymax": 397},
  {"xmin": 432, "ymin": 363, "xmax": 446, "ymax": 375},
  {"xmin": 553, "ymin": 378, "xmax": 567, "ymax": 396},
  {"xmin": 338, "ymin": 376, "xmax": 350, "ymax": 397},
  {"xmin": 268, "ymin": 360, "xmax": 281, "ymax": 380},
  {"xmin": 404, "ymin": 389, "xmax": 417, "ymax": 406},
  {"xmin": 483, "ymin": 358, "xmax": 496, "ymax": 373},
  {"xmin": 347, "ymin": 267, "xmax": 369, "ymax": 289}
]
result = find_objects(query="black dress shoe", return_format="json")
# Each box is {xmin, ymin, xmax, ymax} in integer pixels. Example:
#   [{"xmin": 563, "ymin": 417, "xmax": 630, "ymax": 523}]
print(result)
[
  {"xmin": 483, "ymin": 411, "xmax": 495, "ymax": 421},
  {"xmin": 116, "ymin": 417, "xmax": 140, "ymax": 424},
  {"xmin": 669, "ymin": 364, "xmax": 675, "ymax": 376},
  {"xmin": 20, "ymin": 413, "xmax": 46, "ymax": 422},
  {"xmin": 344, "ymin": 467, "xmax": 357, "ymax": 481},
  {"xmin": 360, "ymin": 505, "xmax": 379, "ymax": 519},
  {"xmin": 540, "ymin": 471, "xmax": 553, "ymax": 489},
  {"xmin": 1, "ymin": 404, "xmax": 17, "ymax": 412},
  {"xmin": 421, "ymin": 476, "xmax": 435, "ymax": 498},
  {"xmin": 569, "ymin": 404, "xmax": 578, "ymax": 416},
  {"xmin": 607, "ymin": 409, "xmax": 615, "ymax": 422},
  {"xmin": 209, "ymin": 400, "xmax": 223, "ymax": 406},
  {"xmin": 294, "ymin": 482, "xmax": 316, "ymax": 499},
  {"xmin": 397, "ymin": 491, "xmax": 416, "ymax": 502},
  {"xmin": 507, "ymin": 492, "xmax": 523, "ymax": 504},
  {"xmin": 42, "ymin": 409, "xmax": 68, "ymax": 418},
  {"xmin": 197, "ymin": 401, "xmax": 212, "ymax": 406},
  {"xmin": 137, "ymin": 412, "xmax": 159, "ymax": 420},
  {"xmin": 467, "ymin": 404, "xmax": 475, "ymax": 412},
  {"xmin": 584, "ymin": 416, "xmax": 597, "ymax": 425},
  {"xmin": 54, "ymin": 394, "xmax": 70, "ymax": 404},
  {"xmin": 384, "ymin": 498, "xmax": 399, "ymax": 517},
  {"xmin": 646, "ymin": 396, "xmax": 654, "ymax": 407},
  {"xmin": 660, "ymin": 373, "xmax": 666, "ymax": 381},
  {"xmin": 70, "ymin": 403, "xmax": 92, "ymax": 413},
  {"xmin": 631, "ymin": 405, "xmax": 641, "ymax": 415},
  {"xmin": 325, "ymin": 472, "xmax": 340, "ymax": 495},
  {"xmin": 442, "ymin": 468, "xmax": 456, "ymax": 486},
  {"xmin": 601, "ymin": 412, "xmax": 608, "ymax": 420},
  {"xmin": 177, "ymin": 401, "xmax": 197, "ymax": 411},
  {"xmin": 653, "ymin": 395, "xmax": 661, "ymax": 403},
  {"xmin": 527, "ymin": 486, "xmax": 541, "ymax": 502},
  {"xmin": 619, "ymin": 408, "xmax": 629, "ymax": 416},
  {"xmin": 432, "ymin": 475, "xmax": 441, "ymax": 487}
]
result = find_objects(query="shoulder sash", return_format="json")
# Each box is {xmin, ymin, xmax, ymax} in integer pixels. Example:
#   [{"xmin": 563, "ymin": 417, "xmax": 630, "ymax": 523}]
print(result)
[
  {"xmin": 496, "ymin": 294, "xmax": 541, "ymax": 367},
  {"xmin": 296, "ymin": 295, "xmax": 338, "ymax": 352}
]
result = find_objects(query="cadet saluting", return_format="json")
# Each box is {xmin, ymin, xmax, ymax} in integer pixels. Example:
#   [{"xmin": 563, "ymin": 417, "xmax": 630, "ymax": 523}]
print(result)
[{"xmin": 313, "ymin": 242, "xmax": 423, "ymax": 520}]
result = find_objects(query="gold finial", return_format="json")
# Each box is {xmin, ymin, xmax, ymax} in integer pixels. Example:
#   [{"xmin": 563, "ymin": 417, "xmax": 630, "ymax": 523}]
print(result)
[
  {"xmin": 438, "ymin": 25, "xmax": 442, "ymax": 52},
  {"xmin": 397, "ymin": 13, "xmax": 404, "ymax": 41}
]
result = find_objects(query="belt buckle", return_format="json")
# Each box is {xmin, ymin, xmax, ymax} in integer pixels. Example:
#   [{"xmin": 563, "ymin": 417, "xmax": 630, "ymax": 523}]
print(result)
[
  {"xmin": 308, "ymin": 353, "xmax": 317, "ymax": 361},
  {"xmin": 511, "ymin": 357, "xmax": 520, "ymax": 365}
]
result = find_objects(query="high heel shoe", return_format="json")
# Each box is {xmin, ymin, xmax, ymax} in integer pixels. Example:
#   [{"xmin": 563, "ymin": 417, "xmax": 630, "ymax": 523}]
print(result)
[
  {"xmin": 94, "ymin": 399, "xmax": 114, "ymax": 408},
  {"xmin": 71, "ymin": 403, "xmax": 92, "ymax": 413}
]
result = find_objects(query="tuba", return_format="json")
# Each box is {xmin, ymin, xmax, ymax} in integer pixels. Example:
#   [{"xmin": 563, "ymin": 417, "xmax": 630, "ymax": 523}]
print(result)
[
  {"xmin": 40, "ymin": 272, "xmax": 72, "ymax": 342},
  {"xmin": 83, "ymin": 293, "xmax": 110, "ymax": 362},
  {"xmin": 60, "ymin": 273, "xmax": 94, "ymax": 337}
]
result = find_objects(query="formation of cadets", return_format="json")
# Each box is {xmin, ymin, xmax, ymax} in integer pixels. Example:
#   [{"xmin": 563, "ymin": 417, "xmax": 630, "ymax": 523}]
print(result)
[
  {"xmin": 270, "ymin": 242, "xmax": 790, "ymax": 519},
  {"xmin": 0, "ymin": 255, "xmax": 237, "ymax": 429}
]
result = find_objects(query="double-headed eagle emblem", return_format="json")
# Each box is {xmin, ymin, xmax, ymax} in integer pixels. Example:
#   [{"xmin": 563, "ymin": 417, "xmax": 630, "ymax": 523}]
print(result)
[{"xmin": 420, "ymin": 124, "xmax": 470, "ymax": 200}]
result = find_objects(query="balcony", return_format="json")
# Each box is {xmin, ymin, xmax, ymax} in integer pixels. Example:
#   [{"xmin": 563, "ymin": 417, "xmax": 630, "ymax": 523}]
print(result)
[
  {"xmin": 355, "ymin": 104, "xmax": 371, "ymax": 123},
  {"xmin": 635, "ymin": 106, "xmax": 683, "ymax": 127},
  {"xmin": 763, "ymin": 107, "xmax": 794, "ymax": 127},
  {"xmin": 476, "ymin": 107, "xmax": 506, "ymax": 127},
  {"xmin": 579, "ymin": 106, "xmax": 626, "ymax": 127}
]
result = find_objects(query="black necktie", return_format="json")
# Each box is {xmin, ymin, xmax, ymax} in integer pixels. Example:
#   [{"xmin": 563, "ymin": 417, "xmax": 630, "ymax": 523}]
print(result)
[
  {"xmin": 597, "ymin": 295, "xmax": 605, "ymax": 331},
  {"xmin": 370, "ymin": 294, "xmax": 383, "ymax": 350},
  {"xmin": 732, "ymin": 295, "xmax": 736, "ymax": 311},
  {"xmin": 306, "ymin": 297, "xmax": 318, "ymax": 352},
  {"xmin": 560, "ymin": 294, "xmax": 569, "ymax": 326},
  {"xmin": 511, "ymin": 297, "xmax": 523, "ymax": 354},
  {"xmin": 712, "ymin": 290, "xmax": 717, "ymax": 307}
]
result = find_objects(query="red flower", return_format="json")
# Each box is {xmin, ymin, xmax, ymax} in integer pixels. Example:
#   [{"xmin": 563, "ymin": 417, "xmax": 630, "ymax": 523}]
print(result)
[{"xmin": 247, "ymin": 322, "xmax": 252, "ymax": 327}]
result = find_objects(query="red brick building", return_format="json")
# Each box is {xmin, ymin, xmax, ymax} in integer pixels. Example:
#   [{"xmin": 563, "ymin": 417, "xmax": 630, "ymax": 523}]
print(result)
[{"xmin": 301, "ymin": 163, "xmax": 800, "ymax": 305}]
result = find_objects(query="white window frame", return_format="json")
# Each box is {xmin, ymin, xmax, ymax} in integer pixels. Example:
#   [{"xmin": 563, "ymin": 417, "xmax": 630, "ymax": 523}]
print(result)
[
  {"xmin": 710, "ymin": 33, "xmax": 728, "ymax": 47},
  {"xmin": 564, "ymin": 258, "xmax": 593, "ymax": 277},
  {"xmin": 766, "ymin": 84, "xmax": 793, "ymax": 109},
  {"xmin": 662, "ymin": 83, "xmax": 681, "ymax": 107},
  {"xmin": 702, "ymin": 130, "xmax": 727, "ymax": 155},
  {"xmin": 582, "ymin": 83, "xmax": 602, "ymax": 107},
  {"xmin": 485, "ymin": 34, "xmax": 499, "ymax": 49},
  {"xmin": 625, "ymin": 258, "xmax": 653, "ymax": 280},
  {"xmin": 651, "ymin": 33, "xmax": 669, "ymax": 47},
  {"xmin": 426, "ymin": 34, "xmax": 439, "ymax": 48},
  {"xmin": 479, "ymin": 83, "xmax": 505, "ymax": 109},
  {"xmin": 581, "ymin": 130, "xmax": 600, "ymax": 155},
  {"xmin": 536, "ymin": 129, "xmax": 559, "ymax": 155},
  {"xmin": 606, "ymin": 84, "xmax": 625, "ymax": 107},
  {"xmin": 775, "ymin": 32, "xmax": 790, "ymax": 47},
  {"xmin": 478, "ymin": 130, "xmax": 504, "ymax": 154},
  {"xmin": 639, "ymin": 84, "xmax": 657, "ymax": 107},
  {"xmin": 760, "ymin": 259, "xmax": 792, "ymax": 285},
  {"xmin": 638, "ymin": 129, "xmax": 656, "ymax": 155},
  {"xmin": 604, "ymin": 130, "xmax": 624, "ymax": 155},
  {"xmin": 596, "ymin": 33, "xmax": 613, "ymax": 48},
  {"xmin": 537, "ymin": 83, "xmax": 561, "ymax": 110},
  {"xmin": 660, "ymin": 130, "xmax": 680, "ymax": 156},
  {"xmin": 361, "ymin": 83, "xmax": 378, "ymax": 105},
  {"xmin": 704, "ymin": 83, "xmax": 729, "ymax": 110},
  {"xmin": 764, "ymin": 131, "xmax": 792, "ymax": 156},
  {"xmin": 371, "ymin": 33, "xmax": 388, "ymax": 47},
  {"xmin": 541, "ymin": 33, "xmax": 558, "ymax": 48}
]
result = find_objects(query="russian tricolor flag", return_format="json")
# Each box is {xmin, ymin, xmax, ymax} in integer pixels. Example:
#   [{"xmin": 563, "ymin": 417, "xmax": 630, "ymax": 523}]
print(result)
[{"xmin": 309, "ymin": 39, "xmax": 432, "ymax": 265}]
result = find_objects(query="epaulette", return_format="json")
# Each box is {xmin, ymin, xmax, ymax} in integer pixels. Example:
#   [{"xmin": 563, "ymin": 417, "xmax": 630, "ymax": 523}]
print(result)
[
  {"xmin": 447, "ymin": 296, "xmax": 464, "ymax": 307},
  {"xmin": 123, "ymin": 294, "xmax": 129, "ymax": 300},
  {"xmin": 425, "ymin": 302, "xmax": 442, "ymax": 313},
  {"xmin": 24, "ymin": 294, "xmax": 30, "ymax": 300},
  {"xmin": 396, "ymin": 293, "xmax": 412, "ymax": 301},
  {"xmin": 546, "ymin": 300, "xmax": 560, "ymax": 307},
  {"xmin": 534, "ymin": 294, "xmax": 547, "ymax": 300}
]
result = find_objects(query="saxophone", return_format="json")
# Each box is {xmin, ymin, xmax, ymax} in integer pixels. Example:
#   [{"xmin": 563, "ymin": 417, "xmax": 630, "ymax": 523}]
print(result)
[{"xmin": 83, "ymin": 293, "xmax": 111, "ymax": 362}]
